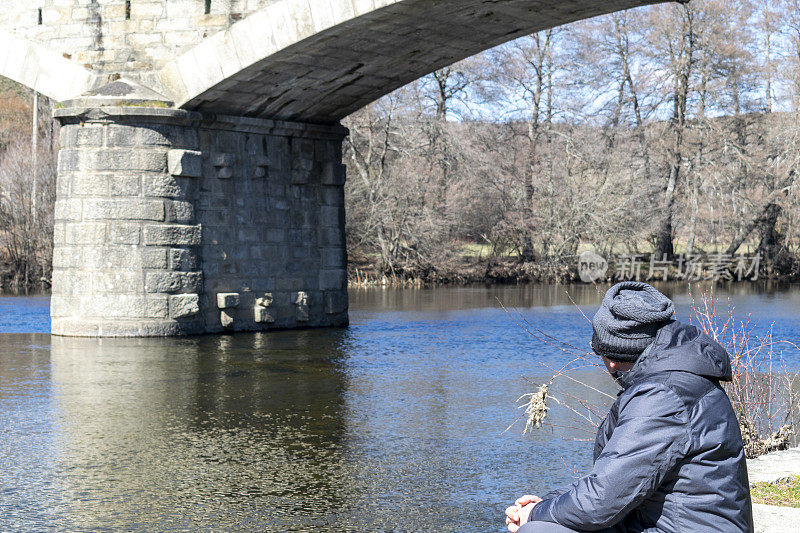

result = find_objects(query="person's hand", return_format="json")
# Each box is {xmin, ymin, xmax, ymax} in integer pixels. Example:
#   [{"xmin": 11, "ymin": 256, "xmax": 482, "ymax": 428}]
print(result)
[
  {"xmin": 505, "ymin": 495, "xmax": 542, "ymax": 532},
  {"xmin": 515, "ymin": 495, "xmax": 542, "ymax": 508}
]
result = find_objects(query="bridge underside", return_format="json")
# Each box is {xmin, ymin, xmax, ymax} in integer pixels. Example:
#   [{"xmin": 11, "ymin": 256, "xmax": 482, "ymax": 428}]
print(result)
[{"xmin": 170, "ymin": 0, "xmax": 664, "ymax": 123}]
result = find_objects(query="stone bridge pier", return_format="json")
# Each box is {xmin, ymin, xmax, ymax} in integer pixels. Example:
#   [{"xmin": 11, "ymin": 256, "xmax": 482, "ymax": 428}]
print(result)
[
  {"xmin": 0, "ymin": 0, "xmax": 666, "ymax": 335},
  {"xmin": 51, "ymin": 89, "xmax": 348, "ymax": 336}
]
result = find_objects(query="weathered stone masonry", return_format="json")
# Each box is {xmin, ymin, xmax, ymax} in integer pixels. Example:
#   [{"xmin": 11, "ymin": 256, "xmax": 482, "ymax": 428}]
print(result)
[{"xmin": 52, "ymin": 104, "xmax": 348, "ymax": 336}]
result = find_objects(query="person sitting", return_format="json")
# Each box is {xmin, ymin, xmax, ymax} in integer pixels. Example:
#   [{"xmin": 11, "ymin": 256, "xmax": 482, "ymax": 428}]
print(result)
[{"xmin": 506, "ymin": 281, "xmax": 753, "ymax": 532}]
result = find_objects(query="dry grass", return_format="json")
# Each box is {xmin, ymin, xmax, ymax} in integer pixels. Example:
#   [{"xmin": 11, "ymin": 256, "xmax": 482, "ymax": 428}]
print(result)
[{"xmin": 348, "ymin": 268, "xmax": 424, "ymax": 288}]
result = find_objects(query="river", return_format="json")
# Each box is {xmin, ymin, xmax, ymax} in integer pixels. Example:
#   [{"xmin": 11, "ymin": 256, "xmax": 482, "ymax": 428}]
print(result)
[{"xmin": 0, "ymin": 283, "xmax": 799, "ymax": 531}]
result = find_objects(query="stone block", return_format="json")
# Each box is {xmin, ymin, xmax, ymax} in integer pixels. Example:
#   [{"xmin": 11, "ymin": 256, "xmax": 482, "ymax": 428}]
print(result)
[
  {"xmin": 106, "ymin": 125, "xmax": 138, "ymax": 147},
  {"xmin": 77, "ymin": 294, "xmax": 169, "ymax": 319},
  {"xmin": 62, "ymin": 247, "xmax": 157, "ymax": 270},
  {"xmin": 325, "ymin": 291, "xmax": 348, "ymax": 315},
  {"xmin": 93, "ymin": 271, "xmax": 141, "ymax": 293},
  {"xmin": 65, "ymin": 222, "xmax": 106, "ymax": 245},
  {"xmin": 266, "ymin": 229, "xmax": 287, "ymax": 243},
  {"xmin": 51, "ymin": 247, "xmax": 69, "ymax": 269},
  {"xmin": 320, "ymin": 186, "xmax": 345, "ymax": 206},
  {"xmin": 166, "ymin": 200, "xmax": 195, "ymax": 223},
  {"xmin": 291, "ymin": 169, "xmax": 311, "ymax": 185},
  {"xmin": 213, "ymin": 152, "xmax": 235, "ymax": 179},
  {"xmin": 254, "ymin": 306, "xmax": 275, "ymax": 323},
  {"xmin": 237, "ymin": 228, "xmax": 258, "ymax": 242},
  {"xmin": 142, "ymin": 249, "xmax": 169, "ymax": 269},
  {"xmin": 167, "ymin": 149, "xmax": 203, "ymax": 177},
  {"xmin": 51, "ymin": 270, "xmax": 92, "ymax": 295},
  {"xmin": 212, "ymin": 153, "xmax": 235, "ymax": 167},
  {"xmin": 143, "ymin": 224, "xmax": 202, "ymax": 246},
  {"xmin": 57, "ymin": 150, "xmax": 79, "ymax": 173},
  {"xmin": 143, "ymin": 175, "xmax": 184, "ymax": 198},
  {"xmin": 83, "ymin": 199, "xmax": 165, "ymax": 221},
  {"xmin": 253, "ymin": 154, "xmax": 270, "ymax": 178},
  {"xmin": 53, "ymin": 223, "xmax": 66, "ymax": 245},
  {"xmin": 320, "ymin": 205, "xmax": 344, "ymax": 227},
  {"xmin": 319, "ymin": 269, "xmax": 347, "ymax": 290},
  {"xmin": 220, "ymin": 310, "xmax": 235, "ymax": 328},
  {"xmin": 169, "ymin": 293, "xmax": 200, "ymax": 318},
  {"xmin": 60, "ymin": 127, "xmax": 77, "ymax": 149},
  {"xmin": 145, "ymin": 271, "xmax": 203, "ymax": 294},
  {"xmin": 292, "ymin": 245, "xmax": 314, "ymax": 260},
  {"xmin": 54, "ymin": 198, "xmax": 82, "ymax": 221},
  {"xmin": 110, "ymin": 176, "xmax": 141, "ymax": 196},
  {"xmin": 294, "ymin": 139, "xmax": 315, "ymax": 159},
  {"xmin": 319, "ymin": 227, "xmax": 344, "ymax": 246},
  {"xmin": 321, "ymin": 162, "xmax": 346, "ymax": 185},
  {"xmin": 108, "ymin": 223, "xmax": 141, "ymax": 245},
  {"xmin": 139, "ymin": 127, "xmax": 172, "ymax": 146},
  {"xmin": 217, "ymin": 292, "xmax": 240, "ymax": 308},
  {"xmin": 56, "ymin": 174, "xmax": 71, "ymax": 196},
  {"xmin": 170, "ymin": 248, "xmax": 197, "ymax": 270},
  {"xmin": 249, "ymin": 245, "xmax": 276, "ymax": 261},
  {"xmin": 75, "ymin": 126, "xmax": 104, "ymax": 147},
  {"xmin": 275, "ymin": 276, "xmax": 303, "ymax": 291},
  {"xmin": 255, "ymin": 293, "xmax": 274, "ymax": 308},
  {"xmin": 314, "ymin": 139, "xmax": 336, "ymax": 161},
  {"xmin": 322, "ymin": 247, "xmax": 346, "ymax": 269},
  {"xmin": 49, "ymin": 295, "xmax": 74, "ymax": 317},
  {"xmin": 87, "ymin": 149, "xmax": 167, "ymax": 172},
  {"xmin": 293, "ymin": 156, "xmax": 315, "ymax": 172},
  {"xmin": 145, "ymin": 297, "xmax": 171, "ymax": 320}
]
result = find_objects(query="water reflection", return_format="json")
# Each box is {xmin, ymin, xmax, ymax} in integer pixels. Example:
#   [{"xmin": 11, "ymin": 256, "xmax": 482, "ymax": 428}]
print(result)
[
  {"xmin": 0, "ymin": 334, "xmax": 62, "ymax": 527},
  {"xmin": 0, "ymin": 283, "xmax": 798, "ymax": 531},
  {"xmin": 2, "ymin": 328, "xmax": 611, "ymax": 531},
  {"xmin": 46, "ymin": 332, "xmax": 350, "ymax": 531},
  {"xmin": 348, "ymin": 280, "xmax": 800, "ymax": 313}
]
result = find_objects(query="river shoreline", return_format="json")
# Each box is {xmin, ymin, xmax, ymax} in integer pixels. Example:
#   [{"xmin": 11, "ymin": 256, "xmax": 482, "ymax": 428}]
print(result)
[
  {"xmin": 2, "ymin": 251, "xmax": 799, "ymax": 292},
  {"xmin": 347, "ymin": 255, "xmax": 800, "ymax": 288}
]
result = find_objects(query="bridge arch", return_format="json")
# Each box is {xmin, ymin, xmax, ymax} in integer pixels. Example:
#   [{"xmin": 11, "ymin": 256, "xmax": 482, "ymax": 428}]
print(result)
[
  {"xmin": 160, "ymin": 0, "xmax": 667, "ymax": 123},
  {"xmin": 0, "ymin": 29, "xmax": 95, "ymax": 102}
]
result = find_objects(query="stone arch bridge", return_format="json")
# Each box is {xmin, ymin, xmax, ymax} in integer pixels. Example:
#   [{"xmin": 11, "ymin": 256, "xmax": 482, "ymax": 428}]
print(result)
[{"xmin": 0, "ymin": 0, "xmax": 666, "ymax": 336}]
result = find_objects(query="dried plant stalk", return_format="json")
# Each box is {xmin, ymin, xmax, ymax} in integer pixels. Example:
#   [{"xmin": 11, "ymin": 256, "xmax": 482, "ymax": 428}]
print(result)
[{"xmin": 519, "ymin": 384, "xmax": 550, "ymax": 434}]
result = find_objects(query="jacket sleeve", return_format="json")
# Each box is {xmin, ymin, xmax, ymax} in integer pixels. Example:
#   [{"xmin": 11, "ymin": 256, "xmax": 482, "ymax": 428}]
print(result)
[{"xmin": 529, "ymin": 383, "xmax": 690, "ymax": 531}]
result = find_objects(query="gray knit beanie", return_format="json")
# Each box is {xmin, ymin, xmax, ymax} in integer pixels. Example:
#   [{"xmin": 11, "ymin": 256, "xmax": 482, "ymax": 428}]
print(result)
[{"xmin": 591, "ymin": 281, "xmax": 675, "ymax": 362}]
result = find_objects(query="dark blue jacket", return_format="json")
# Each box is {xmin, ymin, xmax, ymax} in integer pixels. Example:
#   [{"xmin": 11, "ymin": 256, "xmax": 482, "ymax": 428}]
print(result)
[{"xmin": 530, "ymin": 321, "xmax": 753, "ymax": 532}]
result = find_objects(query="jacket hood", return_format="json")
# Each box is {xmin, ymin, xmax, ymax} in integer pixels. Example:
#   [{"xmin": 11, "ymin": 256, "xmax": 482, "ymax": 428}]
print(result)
[{"xmin": 618, "ymin": 320, "xmax": 732, "ymax": 389}]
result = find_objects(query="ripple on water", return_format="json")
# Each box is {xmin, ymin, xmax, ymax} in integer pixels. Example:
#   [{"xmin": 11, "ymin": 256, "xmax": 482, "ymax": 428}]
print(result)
[{"xmin": 0, "ymin": 284, "xmax": 798, "ymax": 531}]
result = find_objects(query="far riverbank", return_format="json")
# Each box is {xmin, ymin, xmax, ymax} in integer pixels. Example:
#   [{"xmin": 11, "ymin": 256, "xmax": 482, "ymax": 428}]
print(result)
[{"xmin": 347, "ymin": 251, "xmax": 800, "ymax": 287}]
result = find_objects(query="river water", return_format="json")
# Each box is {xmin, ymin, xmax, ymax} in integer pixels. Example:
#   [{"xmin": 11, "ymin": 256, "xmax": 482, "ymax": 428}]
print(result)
[{"xmin": 1, "ymin": 283, "xmax": 799, "ymax": 532}]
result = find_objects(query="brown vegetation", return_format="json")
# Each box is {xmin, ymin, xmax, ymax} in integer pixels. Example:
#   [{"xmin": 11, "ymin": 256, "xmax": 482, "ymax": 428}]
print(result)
[
  {"xmin": 0, "ymin": 80, "xmax": 57, "ymax": 292},
  {"xmin": 344, "ymin": 0, "xmax": 800, "ymax": 285}
]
